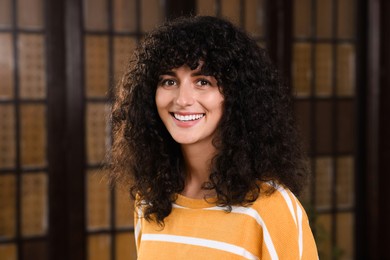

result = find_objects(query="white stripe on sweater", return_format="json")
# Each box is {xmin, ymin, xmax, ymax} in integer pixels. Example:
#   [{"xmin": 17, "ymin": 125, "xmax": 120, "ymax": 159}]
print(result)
[
  {"xmin": 141, "ymin": 234, "xmax": 259, "ymax": 260},
  {"xmin": 205, "ymin": 206, "xmax": 279, "ymax": 260},
  {"xmin": 294, "ymin": 198, "xmax": 303, "ymax": 259},
  {"xmin": 276, "ymin": 187, "xmax": 297, "ymax": 226}
]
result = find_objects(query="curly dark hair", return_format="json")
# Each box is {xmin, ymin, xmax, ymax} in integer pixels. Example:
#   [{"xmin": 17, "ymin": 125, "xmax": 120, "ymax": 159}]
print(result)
[{"xmin": 110, "ymin": 15, "xmax": 308, "ymax": 225}]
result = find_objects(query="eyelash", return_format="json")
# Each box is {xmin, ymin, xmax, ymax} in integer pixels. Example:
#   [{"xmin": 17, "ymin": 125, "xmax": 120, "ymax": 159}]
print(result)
[
  {"xmin": 160, "ymin": 79, "xmax": 177, "ymax": 86},
  {"xmin": 158, "ymin": 78, "xmax": 212, "ymax": 87},
  {"xmin": 196, "ymin": 79, "xmax": 211, "ymax": 86}
]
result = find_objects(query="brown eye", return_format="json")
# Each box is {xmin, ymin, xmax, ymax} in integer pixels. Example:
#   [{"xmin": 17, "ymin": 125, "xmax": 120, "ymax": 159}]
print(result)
[
  {"xmin": 196, "ymin": 79, "xmax": 211, "ymax": 86},
  {"xmin": 161, "ymin": 79, "xmax": 176, "ymax": 86}
]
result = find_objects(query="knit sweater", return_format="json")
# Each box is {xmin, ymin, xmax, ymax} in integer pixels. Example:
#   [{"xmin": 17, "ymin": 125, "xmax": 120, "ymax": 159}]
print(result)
[{"xmin": 134, "ymin": 183, "xmax": 318, "ymax": 259}]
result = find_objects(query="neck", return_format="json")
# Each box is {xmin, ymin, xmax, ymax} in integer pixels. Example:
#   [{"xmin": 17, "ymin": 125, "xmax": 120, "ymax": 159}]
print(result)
[{"xmin": 180, "ymin": 141, "xmax": 217, "ymax": 199}]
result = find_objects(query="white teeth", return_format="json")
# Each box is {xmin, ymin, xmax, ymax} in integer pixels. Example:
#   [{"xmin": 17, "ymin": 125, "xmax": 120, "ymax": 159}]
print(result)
[{"xmin": 173, "ymin": 113, "xmax": 204, "ymax": 121}]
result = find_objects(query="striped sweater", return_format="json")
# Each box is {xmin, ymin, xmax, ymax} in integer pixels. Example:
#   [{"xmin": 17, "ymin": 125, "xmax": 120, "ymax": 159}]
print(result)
[{"xmin": 134, "ymin": 184, "xmax": 318, "ymax": 259}]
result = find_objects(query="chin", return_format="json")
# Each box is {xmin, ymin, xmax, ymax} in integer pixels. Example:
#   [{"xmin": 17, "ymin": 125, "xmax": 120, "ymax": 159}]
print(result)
[{"xmin": 172, "ymin": 138, "xmax": 198, "ymax": 145}]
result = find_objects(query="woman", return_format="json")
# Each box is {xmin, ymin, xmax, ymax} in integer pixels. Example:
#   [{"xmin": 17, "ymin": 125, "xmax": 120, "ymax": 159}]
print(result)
[{"xmin": 111, "ymin": 15, "xmax": 318, "ymax": 259}]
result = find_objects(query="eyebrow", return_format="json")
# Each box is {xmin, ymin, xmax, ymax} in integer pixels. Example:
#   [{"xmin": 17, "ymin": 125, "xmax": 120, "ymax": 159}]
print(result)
[{"xmin": 159, "ymin": 70, "xmax": 205, "ymax": 77}]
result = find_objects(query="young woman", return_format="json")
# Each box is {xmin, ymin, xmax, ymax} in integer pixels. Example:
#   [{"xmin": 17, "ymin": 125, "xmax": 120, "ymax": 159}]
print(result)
[{"xmin": 111, "ymin": 16, "xmax": 318, "ymax": 259}]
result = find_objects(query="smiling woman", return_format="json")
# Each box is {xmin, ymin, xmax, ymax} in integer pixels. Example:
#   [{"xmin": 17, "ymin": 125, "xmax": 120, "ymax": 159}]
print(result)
[
  {"xmin": 110, "ymin": 16, "xmax": 318, "ymax": 259},
  {"xmin": 155, "ymin": 64, "xmax": 224, "ymax": 148}
]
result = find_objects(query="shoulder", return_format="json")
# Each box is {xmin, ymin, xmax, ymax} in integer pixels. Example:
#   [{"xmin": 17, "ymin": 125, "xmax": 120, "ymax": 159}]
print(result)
[
  {"xmin": 252, "ymin": 182, "xmax": 303, "ymax": 220},
  {"xmin": 250, "ymin": 182, "xmax": 304, "ymax": 236},
  {"xmin": 248, "ymin": 182, "xmax": 318, "ymax": 259}
]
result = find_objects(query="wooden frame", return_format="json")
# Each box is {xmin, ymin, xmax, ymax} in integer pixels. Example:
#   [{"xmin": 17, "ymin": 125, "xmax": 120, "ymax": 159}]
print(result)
[
  {"xmin": 356, "ymin": 0, "xmax": 390, "ymax": 259},
  {"xmin": 46, "ymin": 0, "xmax": 86, "ymax": 259},
  {"xmin": 46, "ymin": 0, "xmax": 68, "ymax": 259}
]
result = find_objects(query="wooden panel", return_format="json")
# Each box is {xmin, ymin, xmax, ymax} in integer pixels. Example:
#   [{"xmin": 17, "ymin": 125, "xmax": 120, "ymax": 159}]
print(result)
[
  {"xmin": 116, "ymin": 232, "xmax": 136, "ymax": 260},
  {"xmin": 0, "ymin": 174, "xmax": 16, "ymax": 238},
  {"xmin": 0, "ymin": 104, "xmax": 16, "ymax": 168},
  {"xmin": 292, "ymin": 43, "xmax": 312, "ymax": 97},
  {"xmin": 294, "ymin": 0, "xmax": 311, "ymax": 37},
  {"xmin": 196, "ymin": 0, "xmax": 216, "ymax": 16},
  {"xmin": 21, "ymin": 173, "xmax": 48, "ymax": 236},
  {"xmin": 337, "ymin": 156, "xmax": 354, "ymax": 207},
  {"xmin": 17, "ymin": 0, "xmax": 44, "ymax": 29},
  {"xmin": 337, "ymin": 100, "xmax": 355, "ymax": 153},
  {"xmin": 0, "ymin": 244, "xmax": 17, "ymax": 260},
  {"xmin": 336, "ymin": 213, "xmax": 354, "ymax": 259},
  {"xmin": 87, "ymin": 170, "xmax": 110, "ymax": 230},
  {"xmin": 115, "ymin": 186, "xmax": 133, "ymax": 228},
  {"xmin": 88, "ymin": 234, "xmax": 111, "ymax": 260},
  {"xmin": 18, "ymin": 34, "xmax": 46, "ymax": 99},
  {"xmin": 20, "ymin": 104, "xmax": 46, "ymax": 167},
  {"xmin": 84, "ymin": 0, "xmax": 108, "ymax": 31},
  {"xmin": 316, "ymin": 213, "xmax": 332, "ymax": 259},
  {"xmin": 316, "ymin": 100, "xmax": 333, "ymax": 154},
  {"xmin": 113, "ymin": 36, "xmax": 137, "ymax": 82},
  {"xmin": 141, "ymin": 0, "xmax": 164, "ymax": 32},
  {"xmin": 0, "ymin": 33, "xmax": 14, "ymax": 99},
  {"xmin": 245, "ymin": 0, "xmax": 265, "ymax": 38},
  {"xmin": 0, "ymin": 0, "xmax": 12, "ymax": 28},
  {"xmin": 315, "ymin": 157, "xmax": 333, "ymax": 209},
  {"xmin": 221, "ymin": 0, "xmax": 241, "ymax": 25},
  {"xmin": 315, "ymin": 44, "xmax": 333, "ymax": 97},
  {"xmin": 22, "ymin": 240, "xmax": 47, "ymax": 260},
  {"xmin": 336, "ymin": 44, "xmax": 355, "ymax": 96},
  {"xmin": 113, "ymin": 0, "xmax": 137, "ymax": 32},
  {"xmin": 85, "ymin": 35, "xmax": 109, "ymax": 98},
  {"xmin": 337, "ymin": 0, "xmax": 356, "ymax": 39},
  {"xmin": 316, "ymin": 0, "xmax": 333, "ymax": 38},
  {"xmin": 86, "ymin": 103, "xmax": 109, "ymax": 164}
]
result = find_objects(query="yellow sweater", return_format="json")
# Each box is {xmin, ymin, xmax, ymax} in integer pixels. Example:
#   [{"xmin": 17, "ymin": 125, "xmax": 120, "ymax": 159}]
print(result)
[{"xmin": 135, "ymin": 184, "xmax": 318, "ymax": 259}]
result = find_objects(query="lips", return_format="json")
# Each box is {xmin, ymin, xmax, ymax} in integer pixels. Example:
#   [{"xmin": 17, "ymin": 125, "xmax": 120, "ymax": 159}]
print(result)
[{"xmin": 171, "ymin": 113, "xmax": 205, "ymax": 122}]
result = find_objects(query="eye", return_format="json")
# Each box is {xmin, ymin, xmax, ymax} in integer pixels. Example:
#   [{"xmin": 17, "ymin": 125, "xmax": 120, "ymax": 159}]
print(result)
[
  {"xmin": 196, "ymin": 79, "xmax": 211, "ymax": 86},
  {"xmin": 160, "ymin": 79, "xmax": 177, "ymax": 86}
]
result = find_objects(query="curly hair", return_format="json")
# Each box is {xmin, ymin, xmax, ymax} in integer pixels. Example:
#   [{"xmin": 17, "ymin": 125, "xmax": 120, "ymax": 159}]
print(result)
[{"xmin": 110, "ymin": 15, "xmax": 308, "ymax": 225}]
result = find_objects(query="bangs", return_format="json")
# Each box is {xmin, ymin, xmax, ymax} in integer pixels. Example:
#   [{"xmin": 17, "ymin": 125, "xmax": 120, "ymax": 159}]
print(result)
[
  {"xmin": 154, "ymin": 40, "xmax": 220, "ymax": 79},
  {"xmin": 139, "ymin": 18, "xmax": 237, "ymax": 85}
]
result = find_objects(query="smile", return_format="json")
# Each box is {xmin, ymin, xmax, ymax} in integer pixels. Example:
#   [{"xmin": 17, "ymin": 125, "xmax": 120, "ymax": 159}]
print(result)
[{"xmin": 172, "ymin": 113, "xmax": 205, "ymax": 122}]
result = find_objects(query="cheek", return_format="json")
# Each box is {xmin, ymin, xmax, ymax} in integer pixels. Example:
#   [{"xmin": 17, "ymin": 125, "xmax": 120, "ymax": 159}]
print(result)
[
  {"xmin": 208, "ymin": 94, "xmax": 224, "ymax": 114},
  {"xmin": 155, "ymin": 89, "xmax": 173, "ymax": 125},
  {"xmin": 155, "ymin": 89, "xmax": 168, "ymax": 109}
]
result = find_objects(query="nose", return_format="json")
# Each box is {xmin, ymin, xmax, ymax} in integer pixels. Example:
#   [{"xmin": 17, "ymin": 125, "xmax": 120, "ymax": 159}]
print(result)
[{"xmin": 175, "ymin": 82, "xmax": 194, "ymax": 107}]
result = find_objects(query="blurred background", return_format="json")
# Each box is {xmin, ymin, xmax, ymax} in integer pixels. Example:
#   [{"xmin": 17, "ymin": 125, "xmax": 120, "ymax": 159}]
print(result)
[{"xmin": 0, "ymin": 0, "xmax": 389, "ymax": 259}]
